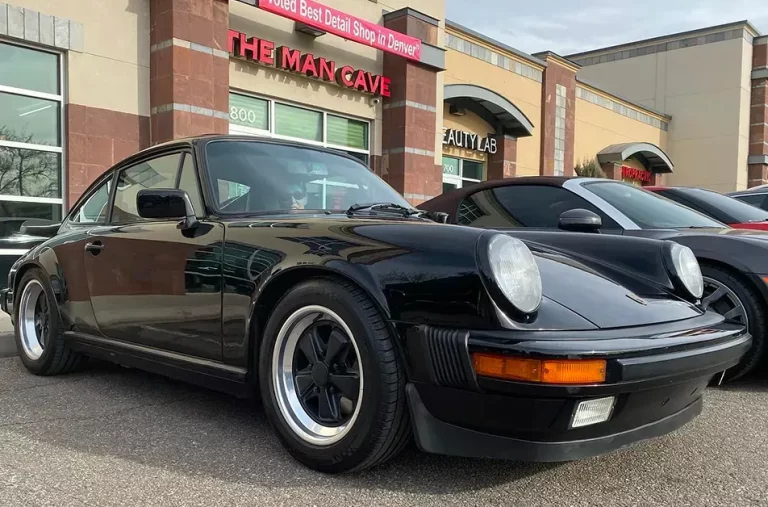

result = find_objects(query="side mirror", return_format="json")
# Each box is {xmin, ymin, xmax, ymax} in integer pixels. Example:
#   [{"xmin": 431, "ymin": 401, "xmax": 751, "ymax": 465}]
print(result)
[
  {"xmin": 137, "ymin": 189, "xmax": 198, "ymax": 230},
  {"xmin": 425, "ymin": 211, "xmax": 449, "ymax": 224},
  {"xmin": 19, "ymin": 220, "xmax": 60, "ymax": 238},
  {"xmin": 558, "ymin": 208, "xmax": 602, "ymax": 233}
]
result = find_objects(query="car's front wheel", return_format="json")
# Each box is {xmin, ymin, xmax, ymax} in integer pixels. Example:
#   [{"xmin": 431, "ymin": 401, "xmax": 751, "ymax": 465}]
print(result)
[
  {"xmin": 14, "ymin": 268, "xmax": 83, "ymax": 375},
  {"xmin": 259, "ymin": 278, "xmax": 410, "ymax": 473},
  {"xmin": 701, "ymin": 264, "xmax": 766, "ymax": 382}
]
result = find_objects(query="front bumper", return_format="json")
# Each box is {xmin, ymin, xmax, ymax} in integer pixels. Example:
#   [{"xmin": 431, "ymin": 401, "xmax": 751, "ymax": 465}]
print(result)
[{"xmin": 402, "ymin": 312, "xmax": 750, "ymax": 461}]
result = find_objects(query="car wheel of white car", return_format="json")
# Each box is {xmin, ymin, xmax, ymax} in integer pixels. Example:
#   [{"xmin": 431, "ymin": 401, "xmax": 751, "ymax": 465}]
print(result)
[
  {"xmin": 259, "ymin": 277, "xmax": 411, "ymax": 473},
  {"xmin": 14, "ymin": 268, "xmax": 83, "ymax": 376}
]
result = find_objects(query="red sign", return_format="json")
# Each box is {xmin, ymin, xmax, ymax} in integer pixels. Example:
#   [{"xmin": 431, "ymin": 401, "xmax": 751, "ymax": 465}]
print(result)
[
  {"xmin": 621, "ymin": 166, "xmax": 652, "ymax": 183},
  {"xmin": 228, "ymin": 30, "xmax": 391, "ymax": 97},
  {"xmin": 257, "ymin": 0, "xmax": 422, "ymax": 61}
]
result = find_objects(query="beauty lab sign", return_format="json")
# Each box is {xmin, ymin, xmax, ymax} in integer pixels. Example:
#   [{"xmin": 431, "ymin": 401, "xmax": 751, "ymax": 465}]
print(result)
[{"xmin": 442, "ymin": 128, "xmax": 497, "ymax": 154}]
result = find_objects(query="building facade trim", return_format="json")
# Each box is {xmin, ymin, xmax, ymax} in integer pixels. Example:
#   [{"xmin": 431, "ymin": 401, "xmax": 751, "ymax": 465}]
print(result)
[
  {"xmin": 748, "ymin": 155, "xmax": 768, "ymax": 165},
  {"xmin": 446, "ymin": 20, "xmax": 547, "ymax": 68},
  {"xmin": 150, "ymin": 38, "xmax": 229, "ymax": 58},
  {"xmin": 151, "ymin": 103, "xmax": 229, "ymax": 120},
  {"xmin": 444, "ymin": 84, "xmax": 534, "ymax": 137},
  {"xmin": 382, "ymin": 7, "xmax": 440, "ymax": 27},
  {"xmin": 569, "ymin": 23, "xmax": 757, "ymax": 67},
  {"xmin": 753, "ymin": 67, "xmax": 768, "ymax": 80},
  {"xmin": 597, "ymin": 142, "xmax": 674, "ymax": 173},
  {"xmin": 0, "ymin": 2, "xmax": 83, "ymax": 51}
]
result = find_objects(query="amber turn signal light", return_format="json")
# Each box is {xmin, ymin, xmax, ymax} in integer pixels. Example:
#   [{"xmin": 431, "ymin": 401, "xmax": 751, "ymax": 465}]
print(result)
[{"xmin": 472, "ymin": 353, "xmax": 607, "ymax": 384}]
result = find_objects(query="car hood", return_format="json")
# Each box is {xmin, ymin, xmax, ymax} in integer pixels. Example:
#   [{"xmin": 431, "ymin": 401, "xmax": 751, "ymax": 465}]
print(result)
[{"xmin": 525, "ymin": 243, "xmax": 700, "ymax": 329}]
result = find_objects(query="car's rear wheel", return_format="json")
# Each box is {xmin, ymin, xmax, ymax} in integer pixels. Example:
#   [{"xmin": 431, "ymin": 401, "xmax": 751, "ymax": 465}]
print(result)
[
  {"xmin": 701, "ymin": 265, "xmax": 766, "ymax": 382},
  {"xmin": 14, "ymin": 268, "xmax": 83, "ymax": 375},
  {"xmin": 259, "ymin": 278, "xmax": 410, "ymax": 473}
]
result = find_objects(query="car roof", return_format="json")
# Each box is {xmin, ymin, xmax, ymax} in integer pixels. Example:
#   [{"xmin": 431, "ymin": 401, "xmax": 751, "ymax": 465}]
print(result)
[
  {"xmin": 419, "ymin": 176, "xmax": 574, "ymax": 213},
  {"xmin": 114, "ymin": 134, "xmax": 368, "ymax": 170}
]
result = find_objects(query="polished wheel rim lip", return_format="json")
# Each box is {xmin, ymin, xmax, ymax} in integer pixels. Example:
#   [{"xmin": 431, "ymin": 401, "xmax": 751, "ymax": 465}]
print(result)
[
  {"xmin": 272, "ymin": 305, "xmax": 364, "ymax": 446},
  {"xmin": 702, "ymin": 276, "xmax": 749, "ymax": 327},
  {"xmin": 19, "ymin": 280, "xmax": 47, "ymax": 361}
]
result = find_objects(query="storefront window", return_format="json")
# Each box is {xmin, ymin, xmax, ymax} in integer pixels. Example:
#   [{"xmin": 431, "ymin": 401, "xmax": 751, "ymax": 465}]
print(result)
[
  {"xmin": 229, "ymin": 92, "xmax": 370, "ymax": 166},
  {"xmin": 0, "ymin": 41, "xmax": 63, "ymax": 261},
  {"xmin": 229, "ymin": 94, "xmax": 269, "ymax": 131},
  {"xmin": 442, "ymin": 155, "xmax": 484, "ymax": 192},
  {"xmin": 275, "ymin": 103, "xmax": 323, "ymax": 142}
]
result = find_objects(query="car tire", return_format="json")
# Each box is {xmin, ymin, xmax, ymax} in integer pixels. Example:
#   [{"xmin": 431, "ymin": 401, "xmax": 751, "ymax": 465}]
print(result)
[
  {"xmin": 14, "ymin": 268, "xmax": 83, "ymax": 376},
  {"xmin": 258, "ymin": 277, "xmax": 410, "ymax": 473},
  {"xmin": 701, "ymin": 264, "xmax": 766, "ymax": 382}
]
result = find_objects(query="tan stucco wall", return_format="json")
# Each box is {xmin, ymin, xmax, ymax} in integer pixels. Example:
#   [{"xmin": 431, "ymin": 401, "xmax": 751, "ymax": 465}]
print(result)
[
  {"xmin": 443, "ymin": 48, "xmax": 542, "ymax": 176},
  {"xmin": 574, "ymin": 91, "xmax": 668, "ymax": 168},
  {"xmin": 576, "ymin": 37, "xmax": 753, "ymax": 192},
  {"xmin": 230, "ymin": 0, "xmax": 445, "ymax": 161},
  {"xmin": 16, "ymin": 0, "xmax": 150, "ymax": 116}
]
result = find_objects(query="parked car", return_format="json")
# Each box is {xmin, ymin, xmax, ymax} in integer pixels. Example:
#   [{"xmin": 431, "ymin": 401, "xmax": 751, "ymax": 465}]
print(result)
[
  {"xmin": 420, "ymin": 176, "xmax": 768, "ymax": 381},
  {"xmin": 728, "ymin": 187, "xmax": 768, "ymax": 213},
  {"xmin": 1, "ymin": 138, "xmax": 750, "ymax": 473},
  {"xmin": 645, "ymin": 186, "xmax": 768, "ymax": 231}
]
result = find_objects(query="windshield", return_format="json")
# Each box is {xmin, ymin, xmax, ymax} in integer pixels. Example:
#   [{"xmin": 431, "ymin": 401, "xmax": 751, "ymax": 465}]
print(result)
[
  {"xmin": 678, "ymin": 187, "xmax": 768, "ymax": 223},
  {"xmin": 583, "ymin": 181, "xmax": 726, "ymax": 229},
  {"xmin": 205, "ymin": 140, "xmax": 411, "ymax": 214}
]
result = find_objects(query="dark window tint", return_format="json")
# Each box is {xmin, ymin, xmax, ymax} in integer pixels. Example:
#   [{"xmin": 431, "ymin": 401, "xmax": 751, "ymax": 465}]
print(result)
[
  {"xmin": 205, "ymin": 140, "xmax": 408, "ymax": 213},
  {"xmin": 70, "ymin": 177, "xmax": 112, "ymax": 224},
  {"xmin": 457, "ymin": 185, "xmax": 619, "ymax": 229},
  {"xmin": 111, "ymin": 154, "xmax": 182, "ymax": 223},
  {"xmin": 178, "ymin": 154, "xmax": 203, "ymax": 216},
  {"xmin": 584, "ymin": 182, "xmax": 725, "ymax": 229},
  {"xmin": 674, "ymin": 188, "xmax": 768, "ymax": 223},
  {"xmin": 734, "ymin": 193, "xmax": 768, "ymax": 210}
]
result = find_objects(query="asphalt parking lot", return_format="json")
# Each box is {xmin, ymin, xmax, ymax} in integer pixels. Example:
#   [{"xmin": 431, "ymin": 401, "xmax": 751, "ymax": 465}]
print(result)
[{"xmin": 1, "ymin": 344, "xmax": 767, "ymax": 507}]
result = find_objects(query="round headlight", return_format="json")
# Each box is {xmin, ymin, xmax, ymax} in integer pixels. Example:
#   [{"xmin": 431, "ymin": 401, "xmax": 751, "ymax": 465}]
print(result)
[
  {"xmin": 487, "ymin": 234, "xmax": 542, "ymax": 314},
  {"xmin": 669, "ymin": 243, "xmax": 703, "ymax": 299}
]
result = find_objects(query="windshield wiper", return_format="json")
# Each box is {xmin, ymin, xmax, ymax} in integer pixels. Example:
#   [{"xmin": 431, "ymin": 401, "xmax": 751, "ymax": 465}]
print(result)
[{"xmin": 346, "ymin": 202, "xmax": 422, "ymax": 218}]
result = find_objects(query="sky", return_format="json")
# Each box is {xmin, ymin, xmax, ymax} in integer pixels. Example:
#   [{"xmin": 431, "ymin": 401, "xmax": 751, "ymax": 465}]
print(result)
[{"xmin": 444, "ymin": 0, "xmax": 768, "ymax": 56}]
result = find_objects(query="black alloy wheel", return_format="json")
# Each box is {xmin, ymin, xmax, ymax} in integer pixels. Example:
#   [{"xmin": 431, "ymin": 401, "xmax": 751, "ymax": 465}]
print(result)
[{"xmin": 259, "ymin": 277, "xmax": 411, "ymax": 473}]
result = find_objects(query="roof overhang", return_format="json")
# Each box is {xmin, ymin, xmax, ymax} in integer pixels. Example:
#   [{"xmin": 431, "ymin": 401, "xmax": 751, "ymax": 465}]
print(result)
[
  {"xmin": 597, "ymin": 142, "xmax": 674, "ymax": 173},
  {"xmin": 444, "ymin": 84, "xmax": 534, "ymax": 138}
]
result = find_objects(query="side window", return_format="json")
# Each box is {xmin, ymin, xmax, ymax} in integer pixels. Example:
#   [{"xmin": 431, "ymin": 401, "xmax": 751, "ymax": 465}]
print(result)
[
  {"xmin": 111, "ymin": 154, "xmax": 182, "ymax": 223},
  {"xmin": 461, "ymin": 185, "xmax": 620, "ymax": 229},
  {"xmin": 736, "ymin": 194, "xmax": 767, "ymax": 210},
  {"xmin": 178, "ymin": 153, "xmax": 204, "ymax": 216},
  {"xmin": 70, "ymin": 176, "xmax": 113, "ymax": 224}
]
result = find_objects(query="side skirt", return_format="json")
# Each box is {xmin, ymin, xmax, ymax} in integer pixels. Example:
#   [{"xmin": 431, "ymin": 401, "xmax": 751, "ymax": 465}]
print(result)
[{"xmin": 63, "ymin": 331, "xmax": 253, "ymax": 398}]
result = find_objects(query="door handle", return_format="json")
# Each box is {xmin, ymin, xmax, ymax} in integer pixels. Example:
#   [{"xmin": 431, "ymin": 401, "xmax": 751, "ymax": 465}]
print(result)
[{"xmin": 85, "ymin": 241, "xmax": 105, "ymax": 255}]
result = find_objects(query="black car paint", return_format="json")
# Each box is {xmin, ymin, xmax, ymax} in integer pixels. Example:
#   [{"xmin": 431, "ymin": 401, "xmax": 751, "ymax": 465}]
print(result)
[{"xmin": 1, "ymin": 138, "xmax": 751, "ymax": 463}]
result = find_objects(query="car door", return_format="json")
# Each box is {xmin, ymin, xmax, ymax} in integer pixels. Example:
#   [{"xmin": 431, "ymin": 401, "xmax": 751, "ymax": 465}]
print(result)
[
  {"xmin": 52, "ymin": 173, "xmax": 115, "ymax": 334},
  {"xmin": 455, "ymin": 184, "xmax": 623, "ymax": 233},
  {"xmin": 83, "ymin": 149, "xmax": 224, "ymax": 361}
]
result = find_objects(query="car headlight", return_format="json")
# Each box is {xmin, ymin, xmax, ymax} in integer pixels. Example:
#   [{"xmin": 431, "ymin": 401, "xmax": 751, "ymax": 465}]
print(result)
[
  {"xmin": 487, "ymin": 234, "xmax": 542, "ymax": 314},
  {"xmin": 665, "ymin": 242, "xmax": 703, "ymax": 299}
]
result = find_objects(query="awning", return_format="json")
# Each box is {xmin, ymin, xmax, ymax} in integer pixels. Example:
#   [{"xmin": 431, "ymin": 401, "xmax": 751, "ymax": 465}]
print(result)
[
  {"xmin": 444, "ymin": 84, "xmax": 534, "ymax": 138},
  {"xmin": 596, "ymin": 142, "xmax": 674, "ymax": 173}
]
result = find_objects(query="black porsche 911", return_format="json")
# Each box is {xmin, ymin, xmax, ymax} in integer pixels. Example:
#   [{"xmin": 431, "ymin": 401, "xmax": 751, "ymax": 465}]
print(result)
[
  {"xmin": 420, "ymin": 176, "xmax": 768, "ymax": 382},
  {"xmin": 0, "ymin": 137, "xmax": 750, "ymax": 473}
]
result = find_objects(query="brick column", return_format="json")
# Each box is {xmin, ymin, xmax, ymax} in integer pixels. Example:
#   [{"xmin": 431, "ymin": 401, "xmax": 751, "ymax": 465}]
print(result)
[
  {"xmin": 601, "ymin": 162, "xmax": 621, "ymax": 180},
  {"xmin": 536, "ymin": 53, "xmax": 578, "ymax": 177},
  {"xmin": 149, "ymin": 0, "xmax": 230, "ymax": 144},
  {"xmin": 487, "ymin": 135, "xmax": 517, "ymax": 180},
  {"xmin": 381, "ymin": 9, "xmax": 441, "ymax": 206},
  {"xmin": 749, "ymin": 36, "xmax": 768, "ymax": 187}
]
